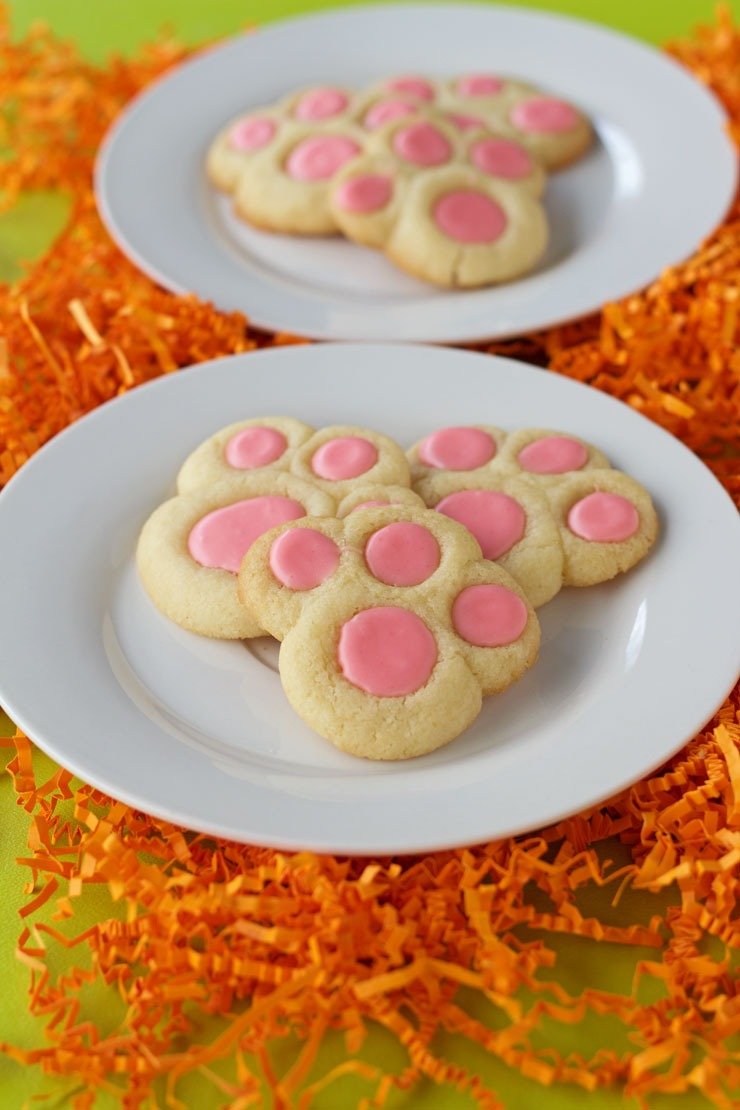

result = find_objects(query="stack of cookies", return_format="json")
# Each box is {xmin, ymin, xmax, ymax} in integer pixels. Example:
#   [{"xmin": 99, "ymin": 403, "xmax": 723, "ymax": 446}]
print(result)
[
  {"xmin": 207, "ymin": 73, "xmax": 593, "ymax": 288},
  {"xmin": 138, "ymin": 419, "xmax": 657, "ymax": 760}
]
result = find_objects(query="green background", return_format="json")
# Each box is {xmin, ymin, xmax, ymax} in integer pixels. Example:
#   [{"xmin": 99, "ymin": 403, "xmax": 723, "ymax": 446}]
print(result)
[{"xmin": 1, "ymin": 2, "xmax": 735, "ymax": 1107}]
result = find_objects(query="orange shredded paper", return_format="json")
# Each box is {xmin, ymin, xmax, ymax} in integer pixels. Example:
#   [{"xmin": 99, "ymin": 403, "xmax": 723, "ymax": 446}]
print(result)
[{"xmin": 0, "ymin": 6, "xmax": 739, "ymax": 1108}]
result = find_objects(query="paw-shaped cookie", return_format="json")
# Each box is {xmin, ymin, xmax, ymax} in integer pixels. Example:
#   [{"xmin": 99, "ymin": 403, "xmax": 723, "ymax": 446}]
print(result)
[
  {"xmin": 289, "ymin": 425, "xmax": 411, "ymax": 498},
  {"xmin": 329, "ymin": 112, "xmax": 548, "ymax": 287},
  {"xmin": 408, "ymin": 425, "xmax": 610, "ymax": 487},
  {"xmin": 410, "ymin": 427, "xmax": 658, "ymax": 602},
  {"xmin": 239, "ymin": 505, "xmax": 540, "ymax": 759},
  {"xmin": 177, "ymin": 416, "xmax": 314, "ymax": 493},
  {"xmin": 137, "ymin": 472, "xmax": 336, "ymax": 639}
]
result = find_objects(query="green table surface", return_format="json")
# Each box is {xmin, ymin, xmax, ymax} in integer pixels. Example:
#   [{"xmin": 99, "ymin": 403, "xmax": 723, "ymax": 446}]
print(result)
[{"xmin": 1, "ymin": 2, "xmax": 736, "ymax": 1107}]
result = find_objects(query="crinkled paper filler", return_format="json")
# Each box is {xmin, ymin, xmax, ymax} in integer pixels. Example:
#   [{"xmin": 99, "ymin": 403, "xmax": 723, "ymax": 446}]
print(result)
[{"xmin": 0, "ymin": 5, "xmax": 739, "ymax": 1108}]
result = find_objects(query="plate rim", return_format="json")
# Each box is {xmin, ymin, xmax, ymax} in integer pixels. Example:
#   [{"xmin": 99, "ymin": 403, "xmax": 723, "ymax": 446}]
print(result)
[
  {"xmin": 1, "ymin": 343, "xmax": 739, "ymax": 854},
  {"xmin": 93, "ymin": 2, "xmax": 738, "ymax": 344}
]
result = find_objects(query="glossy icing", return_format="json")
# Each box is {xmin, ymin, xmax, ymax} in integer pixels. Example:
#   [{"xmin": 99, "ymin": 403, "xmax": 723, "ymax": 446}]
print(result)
[
  {"xmin": 338, "ymin": 606, "xmax": 437, "ymax": 696},
  {"xmin": 269, "ymin": 527, "xmax": 340, "ymax": 589},
  {"xmin": 436, "ymin": 489, "xmax": 526, "ymax": 559},
  {"xmin": 418, "ymin": 426, "xmax": 496, "ymax": 471},
  {"xmin": 470, "ymin": 137, "xmax": 534, "ymax": 179},
  {"xmin": 365, "ymin": 522, "xmax": 440, "ymax": 586},
  {"xmin": 311, "ymin": 436, "xmax": 378, "ymax": 480},
  {"xmin": 286, "ymin": 135, "xmax": 361, "ymax": 181},
  {"xmin": 393, "ymin": 122, "xmax": 452, "ymax": 166},
  {"xmin": 224, "ymin": 426, "xmax": 287, "ymax": 470},
  {"xmin": 452, "ymin": 583, "xmax": 528, "ymax": 647},
  {"xmin": 335, "ymin": 173, "xmax": 393, "ymax": 212},
  {"xmin": 433, "ymin": 190, "xmax": 507, "ymax": 244},
  {"xmin": 517, "ymin": 435, "xmax": 588, "ymax": 474},
  {"xmin": 567, "ymin": 492, "xmax": 639, "ymax": 543}
]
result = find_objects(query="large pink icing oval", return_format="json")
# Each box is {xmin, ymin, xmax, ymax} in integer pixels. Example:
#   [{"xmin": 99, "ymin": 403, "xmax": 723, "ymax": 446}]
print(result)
[
  {"xmin": 452, "ymin": 584, "xmax": 528, "ymax": 647},
  {"xmin": 419, "ymin": 426, "xmax": 496, "ymax": 471},
  {"xmin": 338, "ymin": 607, "xmax": 437, "ymax": 696},
  {"xmin": 567, "ymin": 493, "xmax": 639, "ymax": 543},
  {"xmin": 224, "ymin": 426, "xmax": 287, "ymax": 470},
  {"xmin": 393, "ymin": 122, "xmax": 452, "ymax": 166},
  {"xmin": 470, "ymin": 137, "xmax": 534, "ymax": 180},
  {"xmin": 433, "ymin": 190, "xmax": 507, "ymax": 244},
  {"xmin": 311, "ymin": 436, "xmax": 378, "ymax": 480},
  {"xmin": 436, "ymin": 489, "xmax": 526, "ymax": 560},
  {"xmin": 228, "ymin": 117, "xmax": 276, "ymax": 151},
  {"xmin": 269, "ymin": 527, "xmax": 340, "ymax": 590},
  {"xmin": 365, "ymin": 522, "xmax": 440, "ymax": 586},
  {"xmin": 286, "ymin": 135, "xmax": 361, "ymax": 181},
  {"xmin": 294, "ymin": 87, "xmax": 348, "ymax": 121},
  {"xmin": 511, "ymin": 97, "xmax": 579, "ymax": 133},
  {"xmin": 517, "ymin": 436, "xmax": 588, "ymax": 475},
  {"xmin": 334, "ymin": 173, "xmax": 393, "ymax": 213},
  {"xmin": 188, "ymin": 496, "xmax": 305, "ymax": 574}
]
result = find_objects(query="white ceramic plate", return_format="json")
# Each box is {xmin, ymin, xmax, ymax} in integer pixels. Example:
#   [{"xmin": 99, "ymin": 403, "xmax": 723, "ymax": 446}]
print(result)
[
  {"xmin": 94, "ymin": 3, "xmax": 736, "ymax": 343},
  {"xmin": 1, "ymin": 345, "xmax": 738, "ymax": 854}
]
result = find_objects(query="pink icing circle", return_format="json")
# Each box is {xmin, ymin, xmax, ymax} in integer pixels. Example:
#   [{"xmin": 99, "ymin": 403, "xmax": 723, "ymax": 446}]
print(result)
[
  {"xmin": 567, "ymin": 493, "xmax": 639, "ymax": 543},
  {"xmin": 419, "ymin": 426, "xmax": 496, "ymax": 471},
  {"xmin": 294, "ymin": 87, "xmax": 348, "ymax": 121},
  {"xmin": 311, "ymin": 436, "xmax": 378, "ymax": 480},
  {"xmin": 457, "ymin": 74, "xmax": 504, "ymax": 97},
  {"xmin": 269, "ymin": 527, "xmax": 340, "ymax": 590},
  {"xmin": 433, "ymin": 190, "xmax": 507, "ymax": 244},
  {"xmin": 188, "ymin": 496, "xmax": 305, "ymax": 574},
  {"xmin": 228, "ymin": 117, "xmax": 276, "ymax": 152},
  {"xmin": 334, "ymin": 173, "xmax": 393, "ymax": 213},
  {"xmin": 386, "ymin": 77, "xmax": 435, "ymax": 102},
  {"xmin": 224, "ymin": 425, "xmax": 287, "ymax": 470},
  {"xmin": 511, "ymin": 97, "xmax": 579, "ymax": 134},
  {"xmin": 364, "ymin": 98, "xmax": 417, "ymax": 130},
  {"xmin": 338, "ymin": 607, "xmax": 437, "ymax": 696},
  {"xmin": 365, "ymin": 522, "xmax": 440, "ymax": 587},
  {"xmin": 470, "ymin": 137, "xmax": 534, "ymax": 180},
  {"xmin": 446, "ymin": 112, "xmax": 484, "ymax": 132},
  {"xmin": 350, "ymin": 499, "xmax": 390, "ymax": 512},
  {"xmin": 452, "ymin": 584, "xmax": 528, "ymax": 647},
  {"xmin": 436, "ymin": 490, "xmax": 525, "ymax": 560},
  {"xmin": 517, "ymin": 436, "xmax": 588, "ymax": 475},
  {"xmin": 393, "ymin": 122, "xmax": 452, "ymax": 167},
  {"xmin": 286, "ymin": 136, "xmax": 360, "ymax": 181}
]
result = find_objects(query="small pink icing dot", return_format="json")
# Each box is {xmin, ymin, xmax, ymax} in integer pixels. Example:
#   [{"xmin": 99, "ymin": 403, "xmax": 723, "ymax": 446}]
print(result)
[
  {"xmin": 419, "ymin": 427, "xmax": 496, "ymax": 471},
  {"xmin": 286, "ymin": 135, "xmax": 361, "ymax": 181},
  {"xmin": 364, "ymin": 98, "xmax": 417, "ymax": 130},
  {"xmin": 338, "ymin": 607, "xmax": 437, "ymax": 697},
  {"xmin": 188, "ymin": 496, "xmax": 305, "ymax": 574},
  {"xmin": 294, "ymin": 87, "xmax": 348, "ymax": 121},
  {"xmin": 433, "ymin": 190, "xmax": 507, "ymax": 244},
  {"xmin": 311, "ymin": 436, "xmax": 378, "ymax": 480},
  {"xmin": 393, "ymin": 122, "xmax": 452, "ymax": 167},
  {"xmin": 350, "ymin": 499, "xmax": 390, "ymax": 512},
  {"xmin": 224, "ymin": 426, "xmax": 287, "ymax": 470},
  {"xmin": 446, "ymin": 112, "xmax": 484, "ymax": 132},
  {"xmin": 517, "ymin": 436, "xmax": 588, "ymax": 475},
  {"xmin": 334, "ymin": 173, "xmax": 393, "ymax": 213},
  {"xmin": 386, "ymin": 77, "xmax": 436, "ymax": 102},
  {"xmin": 457, "ymin": 74, "xmax": 504, "ymax": 97},
  {"xmin": 269, "ymin": 527, "xmax": 340, "ymax": 590},
  {"xmin": 228, "ymin": 117, "xmax": 276, "ymax": 151},
  {"xmin": 436, "ymin": 490, "xmax": 526, "ymax": 560},
  {"xmin": 511, "ymin": 97, "xmax": 579, "ymax": 133},
  {"xmin": 365, "ymin": 522, "xmax": 440, "ymax": 587},
  {"xmin": 567, "ymin": 493, "xmax": 639, "ymax": 543},
  {"xmin": 470, "ymin": 137, "xmax": 534, "ymax": 180},
  {"xmin": 452, "ymin": 584, "xmax": 528, "ymax": 647}
]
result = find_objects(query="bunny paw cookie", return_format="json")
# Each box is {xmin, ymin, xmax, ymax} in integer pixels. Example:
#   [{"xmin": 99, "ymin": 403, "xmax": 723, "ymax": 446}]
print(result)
[
  {"xmin": 137, "ymin": 472, "xmax": 336, "ymax": 639},
  {"xmin": 329, "ymin": 112, "xmax": 548, "ymax": 287},
  {"xmin": 239, "ymin": 505, "xmax": 540, "ymax": 759},
  {"xmin": 410, "ymin": 425, "xmax": 658, "ymax": 604}
]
